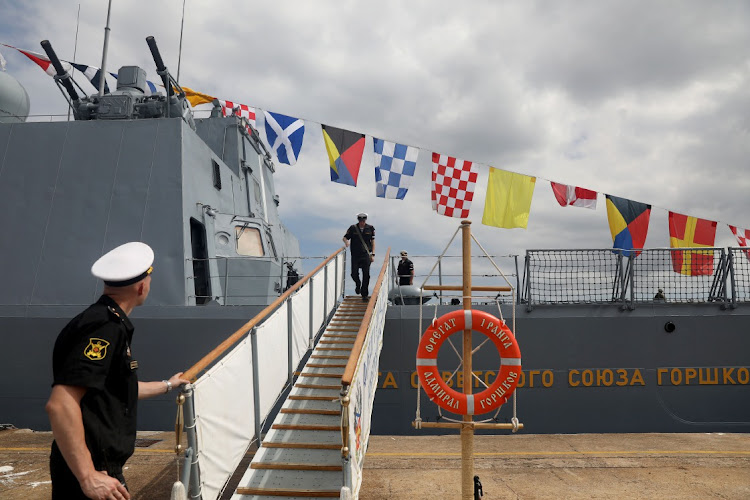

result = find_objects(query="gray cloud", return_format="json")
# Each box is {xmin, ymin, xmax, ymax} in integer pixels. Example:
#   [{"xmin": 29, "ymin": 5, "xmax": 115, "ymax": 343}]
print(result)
[{"xmin": 4, "ymin": 0, "xmax": 750, "ymax": 262}]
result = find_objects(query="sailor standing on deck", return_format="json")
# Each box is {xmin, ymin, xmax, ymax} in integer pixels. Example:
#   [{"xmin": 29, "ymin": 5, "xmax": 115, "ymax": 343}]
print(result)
[
  {"xmin": 343, "ymin": 212, "xmax": 375, "ymax": 301},
  {"xmin": 45, "ymin": 242, "xmax": 188, "ymax": 500},
  {"xmin": 397, "ymin": 250, "xmax": 414, "ymax": 286}
]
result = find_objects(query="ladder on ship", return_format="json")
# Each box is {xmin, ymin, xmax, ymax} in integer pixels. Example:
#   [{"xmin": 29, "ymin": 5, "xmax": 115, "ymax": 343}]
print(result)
[{"xmin": 232, "ymin": 296, "xmax": 368, "ymax": 498}]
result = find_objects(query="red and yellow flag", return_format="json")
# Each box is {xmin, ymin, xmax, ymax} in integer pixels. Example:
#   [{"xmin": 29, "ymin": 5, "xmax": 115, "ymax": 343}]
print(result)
[{"xmin": 668, "ymin": 212, "xmax": 717, "ymax": 276}]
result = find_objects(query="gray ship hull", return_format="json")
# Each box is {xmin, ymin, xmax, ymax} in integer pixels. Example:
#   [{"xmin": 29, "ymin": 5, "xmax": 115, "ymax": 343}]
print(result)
[{"xmin": 371, "ymin": 303, "xmax": 750, "ymax": 435}]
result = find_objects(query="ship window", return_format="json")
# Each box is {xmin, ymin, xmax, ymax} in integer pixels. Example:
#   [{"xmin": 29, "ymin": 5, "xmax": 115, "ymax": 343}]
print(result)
[
  {"xmin": 212, "ymin": 160, "xmax": 222, "ymax": 190},
  {"xmin": 236, "ymin": 225, "xmax": 264, "ymax": 256}
]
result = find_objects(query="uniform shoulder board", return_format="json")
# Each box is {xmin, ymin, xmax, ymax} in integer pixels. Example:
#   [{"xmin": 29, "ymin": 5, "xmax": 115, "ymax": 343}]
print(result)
[{"xmin": 107, "ymin": 306, "xmax": 121, "ymax": 319}]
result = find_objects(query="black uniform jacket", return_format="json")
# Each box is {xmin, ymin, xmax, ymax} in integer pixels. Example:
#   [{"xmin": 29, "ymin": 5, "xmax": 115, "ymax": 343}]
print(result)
[
  {"xmin": 344, "ymin": 223, "xmax": 375, "ymax": 259},
  {"xmin": 51, "ymin": 295, "xmax": 139, "ymax": 470},
  {"xmin": 397, "ymin": 258, "xmax": 414, "ymax": 285}
]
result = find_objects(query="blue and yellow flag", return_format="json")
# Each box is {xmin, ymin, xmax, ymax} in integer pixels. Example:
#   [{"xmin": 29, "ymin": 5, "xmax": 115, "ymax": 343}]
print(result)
[
  {"xmin": 322, "ymin": 124, "xmax": 365, "ymax": 187},
  {"xmin": 605, "ymin": 195, "xmax": 651, "ymax": 257}
]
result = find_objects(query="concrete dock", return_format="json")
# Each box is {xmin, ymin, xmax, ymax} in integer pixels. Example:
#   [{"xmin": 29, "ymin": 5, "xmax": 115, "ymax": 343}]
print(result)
[{"xmin": 1, "ymin": 429, "xmax": 748, "ymax": 499}]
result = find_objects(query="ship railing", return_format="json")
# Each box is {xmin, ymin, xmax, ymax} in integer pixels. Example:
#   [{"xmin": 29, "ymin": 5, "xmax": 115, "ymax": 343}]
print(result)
[
  {"xmin": 186, "ymin": 255, "xmax": 332, "ymax": 303},
  {"xmin": 389, "ymin": 254, "xmax": 521, "ymax": 305},
  {"xmin": 174, "ymin": 247, "xmax": 347, "ymax": 500},
  {"xmin": 22, "ymin": 114, "xmax": 76, "ymax": 122},
  {"xmin": 521, "ymin": 247, "xmax": 750, "ymax": 310},
  {"xmin": 339, "ymin": 250, "xmax": 391, "ymax": 499}
]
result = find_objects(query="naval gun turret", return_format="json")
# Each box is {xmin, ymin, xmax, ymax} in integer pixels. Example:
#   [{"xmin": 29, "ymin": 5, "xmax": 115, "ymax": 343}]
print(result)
[{"xmin": 40, "ymin": 36, "xmax": 195, "ymax": 129}]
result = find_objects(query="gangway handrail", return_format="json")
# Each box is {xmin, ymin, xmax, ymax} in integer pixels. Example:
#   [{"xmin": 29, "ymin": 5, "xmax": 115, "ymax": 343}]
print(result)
[
  {"xmin": 183, "ymin": 246, "xmax": 346, "ymax": 381},
  {"xmin": 341, "ymin": 249, "xmax": 391, "ymax": 387}
]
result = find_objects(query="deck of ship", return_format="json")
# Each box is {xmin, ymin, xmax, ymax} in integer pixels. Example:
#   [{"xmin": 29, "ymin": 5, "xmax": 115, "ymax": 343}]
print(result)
[{"xmin": 1, "ymin": 429, "xmax": 748, "ymax": 499}]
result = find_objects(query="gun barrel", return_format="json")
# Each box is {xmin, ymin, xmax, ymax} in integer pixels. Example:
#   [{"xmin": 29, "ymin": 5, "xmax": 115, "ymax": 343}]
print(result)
[
  {"xmin": 145, "ymin": 36, "xmax": 173, "ymax": 96},
  {"xmin": 40, "ymin": 40, "xmax": 80, "ymax": 102}
]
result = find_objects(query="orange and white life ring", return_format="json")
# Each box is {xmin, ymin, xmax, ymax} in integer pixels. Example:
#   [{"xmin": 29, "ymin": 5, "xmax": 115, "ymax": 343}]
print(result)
[{"xmin": 416, "ymin": 309, "xmax": 521, "ymax": 415}]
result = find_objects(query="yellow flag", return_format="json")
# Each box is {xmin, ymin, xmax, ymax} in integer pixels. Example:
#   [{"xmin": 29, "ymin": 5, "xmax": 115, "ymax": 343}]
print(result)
[
  {"xmin": 482, "ymin": 168, "xmax": 536, "ymax": 229},
  {"xmin": 181, "ymin": 86, "xmax": 216, "ymax": 106}
]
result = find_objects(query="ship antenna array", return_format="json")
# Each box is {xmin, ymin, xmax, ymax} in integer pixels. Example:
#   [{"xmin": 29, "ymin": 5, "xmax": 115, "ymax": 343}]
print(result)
[{"xmin": 98, "ymin": 0, "xmax": 113, "ymax": 97}]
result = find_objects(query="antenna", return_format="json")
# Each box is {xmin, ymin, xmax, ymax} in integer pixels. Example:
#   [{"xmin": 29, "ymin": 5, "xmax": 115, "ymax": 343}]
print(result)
[
  {"xmin": 69, "ymin": 3, "xmax": 81, "ymax": 122},
  {"xmin": 98, "ymin": 0, "xmax": 113, "ymax": 97},
  {"xmin": 177, "ymin": 0, "xmax": 186, "ymax": 83}
]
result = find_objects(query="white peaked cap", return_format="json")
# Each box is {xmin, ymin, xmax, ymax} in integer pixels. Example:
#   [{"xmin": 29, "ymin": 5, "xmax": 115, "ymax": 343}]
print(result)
[
  {"xmin": 357, "ymin": 212, "xmax": 368, "ymax": 218},
  {"xmin": 91, "ymin": 242, "xmax": 154, "ymax": 286}
]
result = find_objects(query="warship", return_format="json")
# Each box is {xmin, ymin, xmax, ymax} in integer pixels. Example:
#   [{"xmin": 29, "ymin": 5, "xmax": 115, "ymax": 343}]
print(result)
[{"xmin": 1, "ymin": 35, "xmax": 749, "ymax": 499}]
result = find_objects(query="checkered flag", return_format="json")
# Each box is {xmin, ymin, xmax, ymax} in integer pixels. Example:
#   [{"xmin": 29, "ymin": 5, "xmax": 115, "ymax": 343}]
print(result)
[
  {"xmin": 218, "ymin": 99, "xmax": 256, "ymax": 128},
  {"xmin": 729, "ymin": 225, "xmax": 750, "ymax": 260},
  {"xmin": 431, "ymin": 153, "xmax": 478, "ymax": 218},
  {"xmin": 373, "ymin": 138, "xmax": 419, "ymax": 199}
]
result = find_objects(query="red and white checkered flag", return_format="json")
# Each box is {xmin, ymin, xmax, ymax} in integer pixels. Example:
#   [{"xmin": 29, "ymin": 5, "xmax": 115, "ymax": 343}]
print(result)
[
  {"xmin": 218, "ymin": 99, "xmax": 256, "ymax": 128},
  {"xmin": 729, "ymin": 225, "xmax": 750, "ymax": 260},
  {"xmin": 431, "ymin": 153, "xmax": 478, "ymax": 219}
]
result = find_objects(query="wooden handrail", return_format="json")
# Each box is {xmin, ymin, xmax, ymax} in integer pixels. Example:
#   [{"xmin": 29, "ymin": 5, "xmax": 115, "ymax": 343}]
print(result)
[
  {"xmin": 183, "ymin": 247, "xmax": 346, "ymax": 381},
  {"xmin": 341, "ymin": 248, "xmax": 391, "ymax": 387}
]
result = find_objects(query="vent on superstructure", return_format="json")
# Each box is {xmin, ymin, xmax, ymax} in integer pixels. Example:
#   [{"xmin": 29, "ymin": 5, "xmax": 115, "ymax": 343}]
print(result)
[{"xmin": 212, "ymin": 160, "xmax": 221, "ymax": 190}]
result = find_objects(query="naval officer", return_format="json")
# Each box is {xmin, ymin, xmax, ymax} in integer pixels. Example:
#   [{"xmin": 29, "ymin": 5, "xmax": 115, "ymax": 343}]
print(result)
[
  {"xmin": 45, "ymin": 242, "xmax": 188, "ymax": 500},
  {"xmin": 343, "ymin": 212, "xmax": 375, "ymax": 301}
]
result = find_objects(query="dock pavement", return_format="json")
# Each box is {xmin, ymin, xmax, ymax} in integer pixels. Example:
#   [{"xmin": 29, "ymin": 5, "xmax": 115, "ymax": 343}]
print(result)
[{"xmin": 1, "ymin": 429, "xmax": 748, "ymax": 499}]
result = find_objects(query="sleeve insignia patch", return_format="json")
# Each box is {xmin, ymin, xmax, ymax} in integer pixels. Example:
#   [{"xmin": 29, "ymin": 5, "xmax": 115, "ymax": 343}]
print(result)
[{"xmin": 84, "ymin": 338, "xmax": 110, "ymax": 361}]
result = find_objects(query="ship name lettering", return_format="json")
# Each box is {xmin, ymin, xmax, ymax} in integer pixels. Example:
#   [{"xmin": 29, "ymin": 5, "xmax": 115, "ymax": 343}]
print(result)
[
  {"xmin": 569, "ymin": 369, "xmax": 644, "ymax": 387},
  {"xmin": 413, "ymin": 369, "xmax": 555, "ymax": 389},
  {"xmin": 658, "ymin": 366, "xmax": 749, "ymax": 386},
  {"xmin": 378, "ymin": 371, "xmax": 398, "ymax": 389}
]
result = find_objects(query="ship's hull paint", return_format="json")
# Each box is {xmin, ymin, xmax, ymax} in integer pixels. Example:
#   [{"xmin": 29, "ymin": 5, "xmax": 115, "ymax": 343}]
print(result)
[{"xmin": 371, "ymin": 304, "xmax": 750, "ymax": 434}]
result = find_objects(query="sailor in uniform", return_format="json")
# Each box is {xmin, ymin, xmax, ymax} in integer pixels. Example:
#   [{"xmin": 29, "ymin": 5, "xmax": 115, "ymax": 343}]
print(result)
[
  {"xmin": 397, "ymin": 250, "xmax": 414, "ymax": 286},
  {"xmin": 46, "ymin": 242, "xmax": 188, "ymax": 500},
  {"xmin": 343, "ymin": 212, "xmax": 376, "ymax": 301}
]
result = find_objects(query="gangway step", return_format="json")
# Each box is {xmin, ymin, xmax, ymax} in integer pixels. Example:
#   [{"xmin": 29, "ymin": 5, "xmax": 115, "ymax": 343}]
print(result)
[
  {"xmin": 289, "ymin": 387, "xmax": 339, "ymax": 397},
  {"xmin": 251, "ymin": 463, "xmax": 342, "ymax": 471},
  {"xmin": 281, "ymin": 409, "xmax": 339, "ymax": 416},
  {"xmin": 235, "ymin": 487, "xmax": 339, "ymax": 497},
  {"xmin": 294, "ymin": 383, "xmax": 339, "ymax": 390},
  {"xmin": 272, "ymin": 424, "xmax": 339, "ymax": 431},
  {"xmin": 263, "ymin": 442, "xmax": 340, "ymax": 450},
  {"xmin": 288, "ymin": 395, "xmax": 338, "ymax": 401},
  {"xmin": 235, "ymin": 469, "xmax": 341, "ymax": 497},
  {"xmin": 309, "ymin": 355, "xmax": 348, "ymax": 360}
]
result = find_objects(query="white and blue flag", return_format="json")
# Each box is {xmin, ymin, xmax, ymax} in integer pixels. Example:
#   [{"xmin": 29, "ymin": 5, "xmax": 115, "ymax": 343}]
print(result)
[
  {"xmin": 373, "ymin": 138, "xmax": 419, "ymax": 199},
  {"xmin": 72, "ymin": 63, "xmax": 110, "ymax": 93},
  {"xmin": 263, "ymin": 110, "xmax": 305, "ymax": 165}
]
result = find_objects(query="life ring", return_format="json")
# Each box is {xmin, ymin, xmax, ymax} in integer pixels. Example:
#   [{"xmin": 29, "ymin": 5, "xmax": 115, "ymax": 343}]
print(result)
[{"xmin": 416, "ymin": 309, "xmax": 521, "ymax": 415}]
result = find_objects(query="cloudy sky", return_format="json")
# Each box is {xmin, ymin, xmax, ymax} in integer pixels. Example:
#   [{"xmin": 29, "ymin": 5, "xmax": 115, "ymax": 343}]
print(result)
[{"xmin": 2, "ymin": 0, "xmax": 749, "ymax": 276}]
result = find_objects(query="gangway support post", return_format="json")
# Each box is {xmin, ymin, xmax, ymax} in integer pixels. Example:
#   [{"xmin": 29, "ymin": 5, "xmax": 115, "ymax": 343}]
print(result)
[{"xmin": 460, "ymin": 220, "xmax": 474, "ymax": 500}]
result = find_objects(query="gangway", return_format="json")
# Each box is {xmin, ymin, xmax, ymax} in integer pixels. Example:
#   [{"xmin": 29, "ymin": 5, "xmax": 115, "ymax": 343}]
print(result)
[
  {"xmin": 173, "ymin": 250, "xmax": 391, "ymax": 499},
  {"xmin": 232, "ymin": 296, "xmax": 369, "ymax": 498}
]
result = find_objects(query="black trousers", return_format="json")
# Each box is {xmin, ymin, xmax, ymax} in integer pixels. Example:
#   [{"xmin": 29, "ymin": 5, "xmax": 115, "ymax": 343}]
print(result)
[
  {"xmin": 351, "ymin": 256, "xmax": 371, "ymax": 298},
  {"xmin": 50, "ymin": 442, "xmax": 127, "ymax": 499}
]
